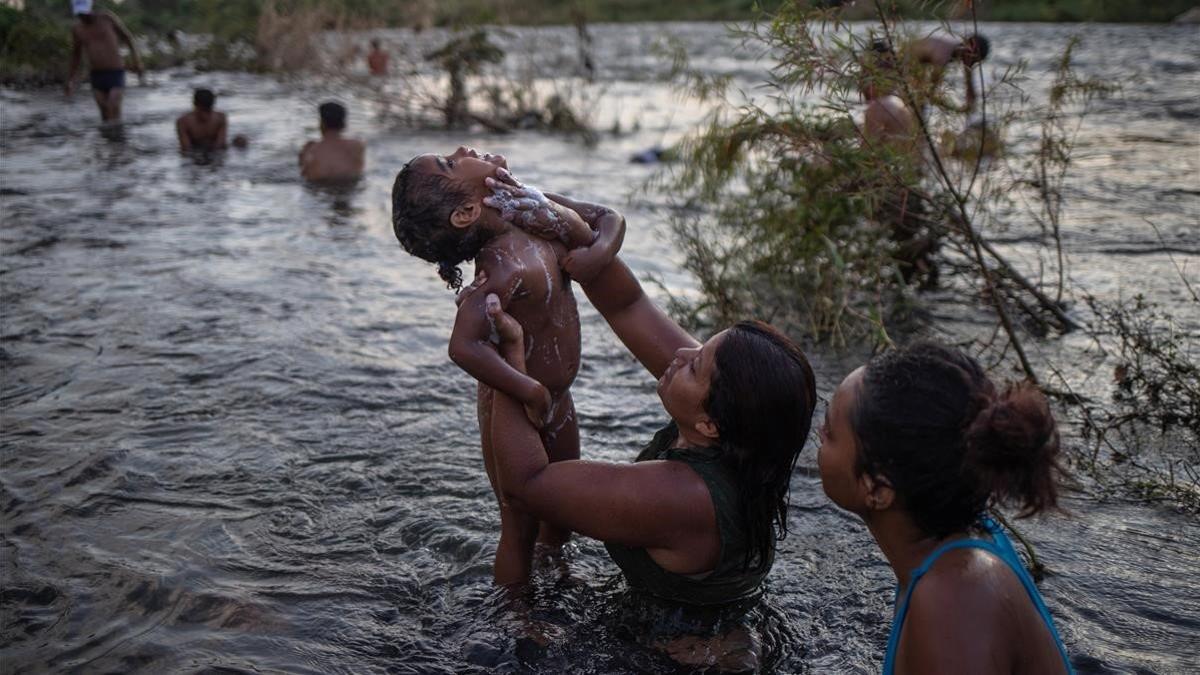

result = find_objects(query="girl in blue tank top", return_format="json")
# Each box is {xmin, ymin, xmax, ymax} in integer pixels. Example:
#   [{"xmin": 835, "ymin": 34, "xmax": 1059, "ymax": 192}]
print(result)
[{"xmin": 816, "ymin": 342, "xmax": 1073, "ymax": 674}]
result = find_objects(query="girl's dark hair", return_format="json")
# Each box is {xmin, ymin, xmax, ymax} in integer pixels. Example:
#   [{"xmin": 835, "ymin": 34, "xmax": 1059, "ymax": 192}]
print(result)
[
  {"xmin": 850, "ymin": 341, "xmax": 1061, "ymax": 538},
  {"xmin": 391, "ymin": 161, "xmax": 486, "ymax": 290},
  {"xmin": 706, "ymin": 321, "xmax": 818, "ymax": 572}
]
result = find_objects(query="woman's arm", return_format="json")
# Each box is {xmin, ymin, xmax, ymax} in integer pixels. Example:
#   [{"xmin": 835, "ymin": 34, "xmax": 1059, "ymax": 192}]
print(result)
[
  {"xmin": 576, "ymin": 256, "xmax": 698, "ymax": 379},
  {"xmin": 484, "ymin": 295, "xmax": 712, "ymax": 548},
  {"xmin": 481, "ymin": 168, "xmax": 696, "ymax": 378},
  {"xmin": 544, "ymin": 192, "xmax": 625, "ymax": 283}
]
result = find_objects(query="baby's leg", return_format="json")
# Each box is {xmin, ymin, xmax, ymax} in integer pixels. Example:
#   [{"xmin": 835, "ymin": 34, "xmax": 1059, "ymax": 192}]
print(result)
[
  {"xmin": 536, "ymin": 390, "xmax": 579, "ymax": 547},
  {"xmin": 477, "ymin": 383, "xmax": 499, "ymax": 497},
  {"xmin": 479, "ymin": 383, "xmax": 538, "ymax": 586}
]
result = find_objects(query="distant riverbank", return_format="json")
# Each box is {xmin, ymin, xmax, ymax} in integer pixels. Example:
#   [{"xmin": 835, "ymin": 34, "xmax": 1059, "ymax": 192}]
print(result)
[{"xmin": 4, "ymin": 0, "xmax": 1198, "ymax": 85}]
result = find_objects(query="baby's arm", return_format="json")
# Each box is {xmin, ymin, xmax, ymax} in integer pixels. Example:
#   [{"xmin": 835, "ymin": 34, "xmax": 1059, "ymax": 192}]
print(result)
[{"xmin": 448, "ymin": 265, "xmax": 552, "ymax": 427}]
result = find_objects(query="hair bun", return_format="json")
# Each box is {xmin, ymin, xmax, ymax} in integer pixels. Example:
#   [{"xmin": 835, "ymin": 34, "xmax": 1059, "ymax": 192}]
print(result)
[{"xmin": 964, "ymin": 382, "xmax": 1061, "ymax": 516}]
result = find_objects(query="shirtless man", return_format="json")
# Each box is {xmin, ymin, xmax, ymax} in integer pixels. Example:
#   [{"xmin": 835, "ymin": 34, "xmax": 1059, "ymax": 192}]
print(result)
[
  {"xmin": 860, "ymin": 71, "xmax": 919, "ymax": 157},
  {"xmin": 903, "ymin": 33, "xmax": 990, "ymax": 114},
  {"xmin": 366, "ymin": 39, "xmax": 389, "ymax": 76},
  {"xmin": 299, "ymin": 102, "xmax": 366, "ymax": 182},
  {"xmin": 65, "ymin": 0, "xmax": 144, "ymax": 122},
  {"xmin": 176, "ymin": 89, "xmax": 227, "ymax": 152},
  {"xmin": 858, "ymin": 51, "xmax": 936, "ymax": 285}
]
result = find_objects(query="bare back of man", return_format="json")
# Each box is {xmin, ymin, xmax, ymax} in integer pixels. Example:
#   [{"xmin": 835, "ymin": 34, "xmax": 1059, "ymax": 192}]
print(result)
[
  {"xmin": 177, "ymin": 111, "xmax": 227, "ymax": 152},
  {"xmin": 67, "ymin": 10, "xmax": 143, "ymax": 122},
  {"xmin": 299, "ymin": 136, "xmax": 366, "ymax": 182},
  {"xmin": 864, "ymin": 95, "xmax": 919, "ymax": 157}
]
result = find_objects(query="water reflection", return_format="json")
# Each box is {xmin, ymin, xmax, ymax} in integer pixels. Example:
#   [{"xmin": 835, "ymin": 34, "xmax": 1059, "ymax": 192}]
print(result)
[
  {"xmin": 184, "ymin": 148, "xmax": 227, "ymax": 168},
  {"xmin": 304, "ymin": 179, "xmax": 365, "ymax": 229}
]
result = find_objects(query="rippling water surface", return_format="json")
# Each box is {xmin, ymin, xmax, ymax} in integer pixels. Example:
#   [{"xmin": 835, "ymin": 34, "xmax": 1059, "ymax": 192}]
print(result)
[{"xmin": 2, "ymin": 21, "xmax": 1198, "ymax": 674}]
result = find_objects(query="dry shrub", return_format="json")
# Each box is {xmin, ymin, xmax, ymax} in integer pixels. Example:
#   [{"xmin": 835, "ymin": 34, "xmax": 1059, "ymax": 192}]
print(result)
[{"xmin": 255, "ymin": 0, "xmax": 333, "ymax": 73}]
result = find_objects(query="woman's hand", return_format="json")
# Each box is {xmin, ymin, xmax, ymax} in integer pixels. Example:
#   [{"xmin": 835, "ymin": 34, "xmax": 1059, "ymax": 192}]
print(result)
[
  {"xmin": 456, "ymin": 275, "xmax": 551, "ymax": 427},
  {"xmin": 562, "ymin": 242, "xmax": 611, "ymax": 284},
  {"xmin": 483, "ymin": 169, "xmax": 594, "ymax": 247},
  {"xmin": 484, "ymin": 292, "xmax": 525, "ymax": 368},
  {"xmin": 485, "ymin": 292, "xmax": 552, "ymax": 427}
]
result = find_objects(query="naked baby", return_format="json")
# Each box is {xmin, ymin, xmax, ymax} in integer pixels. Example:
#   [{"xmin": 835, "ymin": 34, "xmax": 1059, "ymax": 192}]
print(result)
[{"xmin": 390, "ymin": 146, "xmax": 624, "ymax": 585}]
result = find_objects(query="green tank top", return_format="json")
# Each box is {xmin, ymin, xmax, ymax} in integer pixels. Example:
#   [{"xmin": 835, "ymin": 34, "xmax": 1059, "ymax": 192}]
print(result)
[{"xmin": 604, "ymin": 423, "xmax": 772, "ymax": 607}]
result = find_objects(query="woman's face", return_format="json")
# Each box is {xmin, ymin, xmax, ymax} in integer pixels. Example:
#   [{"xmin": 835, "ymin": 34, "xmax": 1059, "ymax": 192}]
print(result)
[
  {"xmin": 658, "ymin": 331, "xmax": 726, "ymax": 442},
  {"xmin": 817, "ymin": 366, "xmax": 868, "ymax": 513}
]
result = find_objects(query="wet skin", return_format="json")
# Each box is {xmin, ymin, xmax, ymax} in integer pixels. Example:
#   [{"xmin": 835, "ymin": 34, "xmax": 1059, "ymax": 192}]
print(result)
[
  {"xmin": 898, "ymin": 35, "xmax": 984, "ymax": 115},
  {"xmin": 66, "ymin": 12, "xmax": 143, "ymax": 122},
  {"xmin": 817, "ymin": 369, "xmax": 1068, "ymax": 675},
  {"xmin": 471, "ymin": 248, "xmax": 726, "ymax": 577},
  {"xmin": 176, "ymin": 109, "xmax": 228, "ymax": 152},
  {"xmin": 414, "ymin": 147, "xmax": 588, "ymax": 575},
  {"xmin": 433, "ymin": 152, "xmax": 726, "ymax": 580},
  {"xmin": 299, "ymin": 129, "xmax": 365, "ymax": 182},
  {"xmin": 367, "ymin": 47, "xmax": 389, "ymax": 76}
]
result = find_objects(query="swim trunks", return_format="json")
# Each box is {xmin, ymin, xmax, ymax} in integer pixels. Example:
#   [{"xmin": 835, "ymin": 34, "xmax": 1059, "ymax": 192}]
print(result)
[{"xmin": 90, "ymin": 69, "xmax": 126, "ymax": 93}]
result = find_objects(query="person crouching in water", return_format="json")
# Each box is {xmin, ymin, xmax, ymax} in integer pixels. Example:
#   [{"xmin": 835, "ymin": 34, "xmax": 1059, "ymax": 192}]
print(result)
[
  {"xmin": 176, "ymin": 88, "xmax": 228, "ymax": 152},
  {"xmin": 390, "ymin": 147, "xmax": 623, "ymax": 584},
  {"xmin": 818, "ymin": 342, "xmax": 1072, "ymax": 674},
  {"xmin": 299, "ymin": 102, "xmax": 365, "ymax": 182}
]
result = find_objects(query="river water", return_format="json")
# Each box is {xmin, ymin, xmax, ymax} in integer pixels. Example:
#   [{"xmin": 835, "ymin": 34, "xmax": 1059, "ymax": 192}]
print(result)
[{"xmin": 2, "ymin": 21, "xmax": 1198, "ymax": 674}]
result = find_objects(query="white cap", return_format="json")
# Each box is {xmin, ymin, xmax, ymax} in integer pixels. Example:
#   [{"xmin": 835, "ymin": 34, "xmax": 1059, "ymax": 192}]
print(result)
[{"xmin": 72, "ymin": 0, "xmax": 93, "ymax": 15}]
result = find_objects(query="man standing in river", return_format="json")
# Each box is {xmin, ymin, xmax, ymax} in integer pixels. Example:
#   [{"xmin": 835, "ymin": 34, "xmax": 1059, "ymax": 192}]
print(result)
[
  {"xmin": 65, "ymin": 0, "xmax": 144, "ymax": 122},
  {"xmin": 366, "ymin": 39, "xmax": 389, "ymax": 76},
  {"xmin": 299, "ymin": 102, "xmax": 366, "ymax": 182}
]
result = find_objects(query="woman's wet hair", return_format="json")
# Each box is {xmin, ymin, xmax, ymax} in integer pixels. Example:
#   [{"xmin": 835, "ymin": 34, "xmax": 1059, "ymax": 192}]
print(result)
[
  {"xmin": 706, "ymin": 321, "xmax": 818, "ymax": 572},
  {"xmin": 391, "ymin": 160, "xmax": 484, "ymax": 290},
  {"xmin": 319, "ymin": 101, "xmax": 347, "ymax": 130},
  {"xmin": 850, "ymin": 341, "xmax": 1061, "ymax": 538}
]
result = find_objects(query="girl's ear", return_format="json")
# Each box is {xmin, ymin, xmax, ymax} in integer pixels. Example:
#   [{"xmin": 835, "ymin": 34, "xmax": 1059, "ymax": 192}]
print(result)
[
  {"xmin": 451, "ymin": 201, "xmax": 482, "ymax": 229},
  {"xmin": 860, "ymin": 473, "xmax": 895, "ymax": 511}
]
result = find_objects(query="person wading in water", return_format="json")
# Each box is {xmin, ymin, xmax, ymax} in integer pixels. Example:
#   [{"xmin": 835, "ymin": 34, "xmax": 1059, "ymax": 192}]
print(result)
[{"xmin": 65, "ymin": 0, "xmax": 144, "ymax": 122}]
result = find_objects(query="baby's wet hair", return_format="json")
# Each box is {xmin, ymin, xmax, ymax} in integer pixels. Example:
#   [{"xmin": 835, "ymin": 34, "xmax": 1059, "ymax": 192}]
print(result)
[
  {"xmin": 850, "ymin": 341, "xmax": 1061, "ymax": 537},
  {"xmin": 391, "ymin": 160, "xmax": 484, "ymax": 290}
]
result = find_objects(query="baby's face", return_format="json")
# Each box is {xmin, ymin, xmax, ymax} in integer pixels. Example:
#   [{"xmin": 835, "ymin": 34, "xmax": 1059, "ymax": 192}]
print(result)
[{"xmin": 410, "ymin": 146, "xmax": 507, "ymax": 197}]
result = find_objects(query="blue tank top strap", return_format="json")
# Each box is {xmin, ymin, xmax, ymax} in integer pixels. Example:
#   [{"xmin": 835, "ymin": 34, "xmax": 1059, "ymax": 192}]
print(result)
[{"xmin": 881, "ymin": 516, "xmax": 1072, "ymax": 674}]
